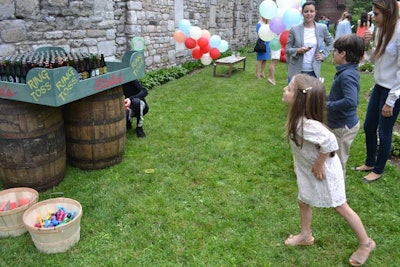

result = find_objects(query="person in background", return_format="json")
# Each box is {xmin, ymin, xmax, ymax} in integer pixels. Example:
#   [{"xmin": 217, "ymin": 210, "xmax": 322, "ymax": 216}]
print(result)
[
  {"xmin": 255, "ymin": 16, "xmax": 270, "ymax": 79},
  {"xmin": 354, "ymin": 0, "xmax": 400, "ymax": 182},
  {"xmin": 332, "ymin": 12, "xmax": 353, "ymax": 64},
  {"xmin": 368, "ymin": 12, "xmax": 374, "ymax": 30},
  {"xmin": 326, "ymin": 34, "xmax": 365, "ymax": 175},
  {"xmin": 318, "ymin": 16, "xmax": 327, "ymax": 26},
  {"xmin": 123, "ymin": 80, "xmax": 149, "ymax": 138},
  {"xmin": 326, "ymin": 16, "xmax": 331, "ymax": 29},
  {"xmin": 267, "ymin": 48, "xmax": 280, "ymax": 85},
  {"xmin": 285, "ymin": 1, "xmax": 334, "ymax": 81},
  {"xmin": 335, "ymin": 13, "xmax": 353, "ymax": 40},
  {"xmin": 334, "ymin": 11, "xmax": 349, "ymax": 35},
  {"xmin": 356, "ymin": 12, "xmax": 370, "ymax": 37},
  {"xmin": 282, "ymin": 73, "xmax": 376, "ymax": 267}
]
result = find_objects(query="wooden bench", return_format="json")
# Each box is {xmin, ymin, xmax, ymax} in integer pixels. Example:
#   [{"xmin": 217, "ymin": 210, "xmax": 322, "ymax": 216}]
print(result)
[{"xmin": 213, "ymin": 56, "xmax": 246, "ymax": 77}]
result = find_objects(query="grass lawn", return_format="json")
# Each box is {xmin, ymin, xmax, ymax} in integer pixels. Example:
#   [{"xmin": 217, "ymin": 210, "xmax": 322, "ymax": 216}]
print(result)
[{"xmin": 1, "ymin": 50, "xmax": 399, "ymax": 266}]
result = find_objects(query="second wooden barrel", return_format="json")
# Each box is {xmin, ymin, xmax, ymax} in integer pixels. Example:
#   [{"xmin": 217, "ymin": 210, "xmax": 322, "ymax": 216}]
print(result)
[{"xmin": 63, "ymin": 86, "xmax": 126, "ymax": 170}]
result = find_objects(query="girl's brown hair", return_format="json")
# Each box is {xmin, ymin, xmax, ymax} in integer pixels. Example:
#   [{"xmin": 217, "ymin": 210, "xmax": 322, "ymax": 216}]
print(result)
[
  {"xmin": 285, "ymin": 74, "xmax": 326, "ymax": 147},
  {"xmin": 373, "ymin": 0, "xmax": 399, "ymax": 59}
]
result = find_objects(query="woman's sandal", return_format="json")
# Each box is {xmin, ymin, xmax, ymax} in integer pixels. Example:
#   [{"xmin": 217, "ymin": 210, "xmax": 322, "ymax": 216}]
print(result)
[
  {"xmin": 349, "ymin": 238, "xmax": 376, "ymax": 266},
  {"xmin": 284, "ymin": 234, "xmax": 314, "ymax": 246},
  {"xmin": 351, "ymin": 165, "xmax": 374, "ymax": 172}
]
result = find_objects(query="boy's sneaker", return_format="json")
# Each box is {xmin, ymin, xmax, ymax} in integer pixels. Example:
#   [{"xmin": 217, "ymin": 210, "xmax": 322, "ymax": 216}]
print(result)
[{"xmin": 136, "ymin": 127, "xmax": 146, "ymax": 138}]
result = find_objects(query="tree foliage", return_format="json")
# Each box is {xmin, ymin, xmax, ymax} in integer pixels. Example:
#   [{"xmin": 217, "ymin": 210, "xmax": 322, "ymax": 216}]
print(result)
[{"xmin": 349, "ymin": 0, "xmax": 373, "ymax": 17}]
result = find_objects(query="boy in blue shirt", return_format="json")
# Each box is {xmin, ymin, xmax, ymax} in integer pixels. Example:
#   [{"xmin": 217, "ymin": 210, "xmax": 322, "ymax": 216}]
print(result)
[{"xmin": 327, "ymin": 34, "xmax": 365, "ymax": 174}]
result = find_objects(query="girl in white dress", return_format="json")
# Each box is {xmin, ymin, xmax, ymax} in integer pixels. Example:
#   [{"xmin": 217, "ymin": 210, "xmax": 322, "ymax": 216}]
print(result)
[{"xmin": 282, "ymin": 74, "xmax": 375, "ymax": 266}]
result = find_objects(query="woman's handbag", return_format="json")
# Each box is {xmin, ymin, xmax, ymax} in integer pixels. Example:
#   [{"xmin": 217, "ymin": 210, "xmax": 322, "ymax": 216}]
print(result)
[{"xmin": 253, "ymin": 38, "xmax": 266, "ymax": 53}]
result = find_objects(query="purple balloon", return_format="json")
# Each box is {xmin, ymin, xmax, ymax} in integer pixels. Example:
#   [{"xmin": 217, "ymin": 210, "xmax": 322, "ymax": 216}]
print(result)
[{"xmin": 269, "ymin": 16, "xmax": 286, "ymax": 35}]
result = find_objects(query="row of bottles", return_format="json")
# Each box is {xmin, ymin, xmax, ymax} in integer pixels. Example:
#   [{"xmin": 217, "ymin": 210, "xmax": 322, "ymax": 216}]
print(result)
[{"xmin": 0, "ymin": 51, "xmax": 107, "ymax": 84}]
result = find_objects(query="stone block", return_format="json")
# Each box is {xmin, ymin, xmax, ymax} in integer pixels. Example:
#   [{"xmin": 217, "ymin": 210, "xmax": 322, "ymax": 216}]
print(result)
[
  {"xmin": 83, "ymin": 38, "xmax": 98, "ymax": 46},
  {"xmin": 106, "ymin": 29, "xmax": 117, "ymax": 40},
  {"xmin": 87, "ymin": 29, "xmax": 106, "ymax": 38},
  {"xmin": 98, "ymin": 20, "xmax": 116, "ymax": 29},
  {"xmin": 0, "ymin": 0, "xmax": 15, "ymax": 20},
  {"xmin": 98, "ymin": 40, "xmax": 116, "ymax": 57},
  {"xmin": 0, "ymin": 44, "xmax": 16, "ymax": 56},
  {"xmin": 127, "ymin": 1, "xmax": 142, "ymax": 10},
  {"xmin": 44, "ymin": 31, "xmax": 64, "ymax": 39},
  {"xmin": 0, "ymin": 20, "xmax": 27, "ymax": 43}
]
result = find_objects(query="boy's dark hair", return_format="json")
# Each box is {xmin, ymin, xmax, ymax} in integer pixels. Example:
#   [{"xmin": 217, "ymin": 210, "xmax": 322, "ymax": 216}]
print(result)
[{"xmin": 333, "ymin": 34, "xmax": 365, "ymax": 64}]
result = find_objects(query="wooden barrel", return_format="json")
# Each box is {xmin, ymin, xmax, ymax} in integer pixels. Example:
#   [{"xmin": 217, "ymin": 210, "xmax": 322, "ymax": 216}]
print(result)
[
  {"xmin": 0, "ymin": 99, "xmax": 66, "ymax": 192},
  {"xmin": 63, "ymin": 86, "xmax": 126, "ymax": 170}
]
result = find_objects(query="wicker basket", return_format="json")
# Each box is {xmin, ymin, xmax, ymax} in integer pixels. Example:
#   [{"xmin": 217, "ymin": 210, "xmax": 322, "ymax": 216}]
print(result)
[
  {"xmin": 0, "ymin": 187, "xmax": 39, "ymax": 237},
  {"xmin": 23, "ymin": 197, "xmax": 82, "ymax": 253}
]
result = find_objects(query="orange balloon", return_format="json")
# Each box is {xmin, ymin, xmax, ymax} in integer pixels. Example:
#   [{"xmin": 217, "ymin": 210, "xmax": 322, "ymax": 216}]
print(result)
[
  {"xmin": 173, "ymin": 30, "xmax": 187, "ymax": 43},
  {"xmin": 201, "ymin": 29, "xmax": 211, "ymax": 40}
]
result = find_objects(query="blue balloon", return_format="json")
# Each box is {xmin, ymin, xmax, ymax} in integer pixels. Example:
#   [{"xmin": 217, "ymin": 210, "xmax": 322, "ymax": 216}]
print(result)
[
  {"xmin": 178, "ymin": 19, "xmax": 191, "ymax": 36},
  {"xmin": 209, "ymin": 35, "xmax": 221, "ymax": 48},
  {"xmin": 218, "ymin": 40, "xmax": 229, "ymax": 53},
  {"xmin": 282, "ymin": 8, "xmax": 303, "ymax": 29}
]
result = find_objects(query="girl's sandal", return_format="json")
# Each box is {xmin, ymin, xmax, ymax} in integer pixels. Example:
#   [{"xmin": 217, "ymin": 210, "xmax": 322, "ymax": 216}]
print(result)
[
  {"xmin": 349, "ymin": 238, "xmax": 376, "ymax": 266},
  {"xmin": 284, "ymin": 234, "xmax": 314, "ymax": 246}
]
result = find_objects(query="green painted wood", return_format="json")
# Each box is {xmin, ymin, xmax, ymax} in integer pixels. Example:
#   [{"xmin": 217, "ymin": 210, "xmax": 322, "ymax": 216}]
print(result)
[{"xmin": 0, "ymin": 50, "xmax": 145, "ymax": 107}]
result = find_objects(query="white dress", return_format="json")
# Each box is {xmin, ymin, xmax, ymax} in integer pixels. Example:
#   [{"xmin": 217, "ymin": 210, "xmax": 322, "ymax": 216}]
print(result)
[{"xmin": 289, "ymin": 119, "xmax": 347, "ymax": 208}]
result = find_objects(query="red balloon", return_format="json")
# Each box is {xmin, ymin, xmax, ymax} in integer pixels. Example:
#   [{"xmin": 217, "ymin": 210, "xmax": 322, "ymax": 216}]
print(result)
[
  {"xmin": 209, "ymin": 48, "xmax": 220, "ymax": 59},
  {"xmin": 185, "ymin": 38, "xmax": 197, "ymax": 49},
  {"xmin": 280, "ymin": 48, "xmax": 286, "ymax": 63},
  {"xmin": 279, "ymin": 30, "xmax": 289, "ymax": 46},
  {"xmin": 192, "ymin": 48, "xmax": 203, "ymax": 59},
  {"xmin": 197, "ymin": 37, "xmax": 209, "ymax": 48},
  {"xmin": 200, "ymin": 44, "xmax": 210, "ymax": 53}
]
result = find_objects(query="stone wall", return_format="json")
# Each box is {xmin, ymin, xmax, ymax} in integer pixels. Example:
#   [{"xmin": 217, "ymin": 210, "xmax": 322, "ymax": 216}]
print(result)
[{"xmin": 0, "ymin": 0, "xmax": 262, "ymax": 70}]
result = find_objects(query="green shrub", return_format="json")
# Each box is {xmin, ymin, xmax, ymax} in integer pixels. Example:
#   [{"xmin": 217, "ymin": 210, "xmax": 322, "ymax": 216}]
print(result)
[
  {"xmin": 139, "ymin": 51, "xmax": 236, "ymax": 89},
  {"xmin": 139, "ymin": 66, "xmax": 189, "ymax": 89},
  {"xmin": 392, "ymin": 131, "xmax": 400, "ymax": 157},
  {"xmin": 359, "ymin": 61, "xmax": 374, "ymax": 73},
  {"xmin": 181, "ymin": 60, "xmax": 203, "ymax": 72}
]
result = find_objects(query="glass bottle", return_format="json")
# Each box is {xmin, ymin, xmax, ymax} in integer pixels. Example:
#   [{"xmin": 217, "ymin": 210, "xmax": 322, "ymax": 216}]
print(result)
[{"xmin": 99, "ymin": 54, "xmax": 107, "ymax": 75}]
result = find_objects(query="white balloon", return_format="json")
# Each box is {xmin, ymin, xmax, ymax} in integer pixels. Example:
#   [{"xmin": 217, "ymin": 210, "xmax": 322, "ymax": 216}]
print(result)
[
  {"xmin": 258, "ymin": 24, "xmax": 277, "ymax": 41},
  {"xmin": 200, "ymin": 53, "xmax": 213, "ymax": 65},
  {"xmin": 190, "ymin": 26, "xmax": 202, "ymax": 40}
]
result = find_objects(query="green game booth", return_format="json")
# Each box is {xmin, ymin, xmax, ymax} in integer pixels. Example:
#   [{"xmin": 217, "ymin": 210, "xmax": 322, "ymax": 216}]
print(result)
[{"xmin": 0, "ymin": 41, "xmax": 145, "ymax": 191}]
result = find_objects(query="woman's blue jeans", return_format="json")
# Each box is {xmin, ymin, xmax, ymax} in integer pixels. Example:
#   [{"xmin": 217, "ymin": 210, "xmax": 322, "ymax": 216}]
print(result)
[{"xmin": 363, "ymin": 84, "xmax": 400, "ymax": 174}]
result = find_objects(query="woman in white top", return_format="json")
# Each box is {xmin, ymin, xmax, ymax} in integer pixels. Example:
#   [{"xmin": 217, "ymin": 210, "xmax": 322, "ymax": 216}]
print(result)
[
  {"xmin": 285, "ymin": 1, "xmax": 333, "ymax": 81},
  {"xmin": 354, "ymin": 0, "xmax": 400, "ymax": 182}
]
